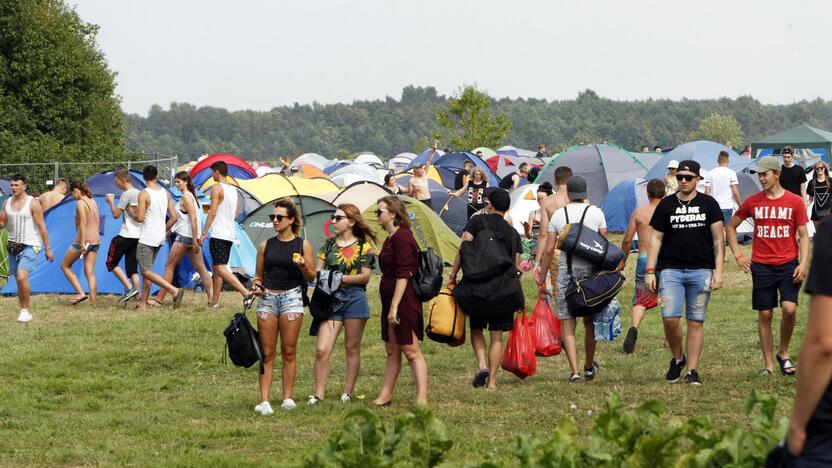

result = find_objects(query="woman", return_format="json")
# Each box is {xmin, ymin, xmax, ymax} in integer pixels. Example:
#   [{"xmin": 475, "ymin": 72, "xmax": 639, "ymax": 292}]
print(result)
[
  {"xmin": 524, "ymin": 182, "xmax": 553, "ymax": 249},
  {"xmin": 152, "ymin": 172, "xmax": 213, "ymax": 307},
  {"xmin": 450, "ymin": 166, "xmax": 488, "ymax": 219},
  {"xmin": 384, "ymin": 174, "xmax": 402, "ymax": 195},
  {"xmin": 308, "ymin": 204, "xmax": 376, "ymax": 405},
  {"xmin": 250, "ymin": 198, "xmax": 316, "ymax": 415},
  {"xmin": 407, "ymin": 165, "xmax": 432, "ymax": 208},
  {"xmin": 61, "ymin": 181, "xmax": 100, "ymax": 306},
  {"xmin": 807, "ymin": 161, "xmax": 831, "ymax": 231},
  {"xmin": 373, "ymin": 196, "xmax": 428, "ymax": 406}
]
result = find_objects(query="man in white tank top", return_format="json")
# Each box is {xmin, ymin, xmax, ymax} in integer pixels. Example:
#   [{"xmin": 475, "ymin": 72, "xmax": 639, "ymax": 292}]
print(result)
[
  {"xmin": 198, "ymin": 161, "xmax": 251, "ymax": 307},
  {"xmin": 135, "ymin": 165, "xmax": 185, "ymax": 309},
  {"xmin": 0, "ymin": 174, "xmax": 54, "ymax": 322}
]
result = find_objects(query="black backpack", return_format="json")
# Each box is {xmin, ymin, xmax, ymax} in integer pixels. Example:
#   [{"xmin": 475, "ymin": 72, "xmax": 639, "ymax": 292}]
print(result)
[
  {"xmin": 410, "ymin": 247, "xmax": 443, "ymax": 301},
  {"xmin": 459, "ymin": 215, "xmax": 514, "ymax": 282},
  {"xmin": 223, "ymin": 304, "xmax": 264, "ymax": 374}
]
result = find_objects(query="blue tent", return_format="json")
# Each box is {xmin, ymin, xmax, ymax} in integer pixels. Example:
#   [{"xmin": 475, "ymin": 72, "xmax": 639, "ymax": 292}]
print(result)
[
  {"xmin": 0, "ymin": 179, "xmax": 10, "ymax": 195},
  {"xmin": 434, "ymin": 152, "xmax": 500, "ymax": 187},
  {"xmin": 324, "ymin": 161, "xmax": 351, "ymax": 175},
  {"xmin": 600, "ymin": 178, "xmax": 650, "ymax": 232},
  {"xmin": 85, "ymin": 170, "xmax": 148, "ymax": 196},
  {"xmin": 404, "ymin": 149, "xmax": 445, "ymax": 171},
  {"xmin": 395, "ymin": 174, "xmax": 468, "ymax": 235}
]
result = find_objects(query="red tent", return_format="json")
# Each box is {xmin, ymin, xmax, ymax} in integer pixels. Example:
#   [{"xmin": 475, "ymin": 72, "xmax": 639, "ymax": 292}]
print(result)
[{"xmin": 189, "ymin": 154, "xmax": 256, "ymax": 179}]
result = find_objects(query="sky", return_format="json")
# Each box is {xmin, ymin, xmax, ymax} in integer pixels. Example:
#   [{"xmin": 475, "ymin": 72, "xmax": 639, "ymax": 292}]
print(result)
[{"xmin": 73, "ymin": 0, "xmax": 832, "ymax": 115}]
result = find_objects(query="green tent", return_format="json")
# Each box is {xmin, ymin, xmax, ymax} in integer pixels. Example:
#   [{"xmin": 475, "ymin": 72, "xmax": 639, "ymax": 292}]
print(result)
[
  {"xmin": 241, "ymin": 195, "xmax": 336, "ymax": 252},
  {"xmin": 752, "ymin": 124, "xmax": 832, "ymax": 160},
  {"xmin": 363, "ymin": 195, "xmax": 460, "ymax": 264}
]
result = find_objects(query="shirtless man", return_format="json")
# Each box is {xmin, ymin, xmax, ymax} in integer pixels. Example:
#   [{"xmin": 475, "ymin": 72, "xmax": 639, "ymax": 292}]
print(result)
[
  {"xmin": 408, "ymin": 165, "xmax": 433, "ymax": 209},
  {"xmin": 532, "ymin": 166, "xmax": 572, "ymax": 287},
  {"xmin": 617, "ymin": 179, "xmax": 665, "ymax": 353},
  {"xmin": 37, "ymin": 178, "xmax": 68, "ymax": 212}
]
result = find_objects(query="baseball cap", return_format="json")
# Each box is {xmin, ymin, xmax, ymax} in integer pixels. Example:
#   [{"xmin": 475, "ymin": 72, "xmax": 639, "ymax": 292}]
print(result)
[
  {"xmin": 749, "ymin": 156, "xmax": 781, "ymax": 174},
  {"xmin": 676, "ymin": 160, "xmax": 701, "ymax": 177},
  {"xmin": 483, "ymin": 187, "xmax": 510, "ymax": 211},
  {"xmin": 667, "ymin": 160, "xmax": 679, "ymax": 169},
  {"xmin": 782, "ymin": 147, "xmax": 793, "ymax": 155},
  {"xmin": 566, "ymin": 176, "xmax": 588, "ymax": 200}
]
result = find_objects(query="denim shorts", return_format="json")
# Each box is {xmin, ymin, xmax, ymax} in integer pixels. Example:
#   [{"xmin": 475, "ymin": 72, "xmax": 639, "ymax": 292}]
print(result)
[
  {"xmin": 658, "ymin": 268, "xmax": 712, "ymax": 322},
  {"xmin": 71, "ymin": 243, "xmax": 100, "ymax": 253},
  {"xmin": 10, "ymin": 245, "xmax": 40, "ymax": 274},
  {"xmin": 174, "ymin": 235, "xmax": 194, "ymax": 246},
  {"xmin": 556, "ymin": 264, "xmax": 601, "ymax": 321},
  {"xmin": 330, "ymin": 285, "xmax": 370, "ymax": 321},
  {"xmin": 721, "ymin": 208, "xmax": 733, "ymax": 225},
  {"xmin": 257, "ymin": 286, "xmax": 305, "ymax": 318}
]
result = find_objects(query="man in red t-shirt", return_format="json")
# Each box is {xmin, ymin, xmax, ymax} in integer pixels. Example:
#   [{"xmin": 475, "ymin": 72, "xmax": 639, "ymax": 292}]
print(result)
[{"xmin": 727, "ymin": 156, "xmax": 810, "ymax": 377}]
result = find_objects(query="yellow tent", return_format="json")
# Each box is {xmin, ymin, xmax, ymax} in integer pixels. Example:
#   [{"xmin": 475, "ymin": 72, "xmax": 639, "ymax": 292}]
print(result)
[
  {"xmin": 392, "ymin": 165, "xmax": 443, "ymax": 186},
  {"xmin": 201, "ymin": 173, "xmax": 338, "ymax": 203}
]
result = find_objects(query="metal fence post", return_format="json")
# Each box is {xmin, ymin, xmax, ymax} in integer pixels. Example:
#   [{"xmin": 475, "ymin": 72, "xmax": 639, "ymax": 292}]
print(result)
[{"xmin": 54, "ymin": 162, "xmax": 59, "ymax": 182}]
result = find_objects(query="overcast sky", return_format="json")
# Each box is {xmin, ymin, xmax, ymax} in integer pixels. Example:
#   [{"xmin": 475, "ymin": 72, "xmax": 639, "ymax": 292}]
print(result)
[{"xmin": 74, "ymin": 0, "xmax": 831, "ymax": 115}]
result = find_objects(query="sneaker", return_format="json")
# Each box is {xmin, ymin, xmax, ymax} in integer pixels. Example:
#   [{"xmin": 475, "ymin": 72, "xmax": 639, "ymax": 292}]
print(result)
[
  {"xmin": 584, "ymin": 362, "xmax": 599, "ymax": 381},
  {"xmin": 665, "ymin": 355, "xmax": 687, "ymax": 383},
  {"xmin": 307, "ymin": 395, "xmax": 323, "ymax": 405},
  {"xmin": 281, "ymin": 398, "xmax": 296, "ymax": 410},
  {"xmin": 17, "ymin": 309, "xmax": 32, "ymax": 323},
  {"xmin": 472, "ymin": 369, "xmax": 489, "ymax": 388},
  {"xmin": 568, "ymin": 373, "xmax": 582, "ymax": 383},
  {"xmin": 254, "ymin": 401, "xmax": 273, "ymax": 416},
  {"xmin": 622, "ymin": 327, "xmax": 638, "ymax": 354},
  {"xmin": 759, "ymin": 368, "xmax": 773, "ymax": 377},
  {"xmin": 340, "ymin": 393, "xmax": 352, "ymax": 403},
  {"xmin": 685, "ymin": 370, "xmax": 703, "ymax": 385},
  {"xmin": 119, "ymin": 288, "xmax": 139, "ymax": 303}
]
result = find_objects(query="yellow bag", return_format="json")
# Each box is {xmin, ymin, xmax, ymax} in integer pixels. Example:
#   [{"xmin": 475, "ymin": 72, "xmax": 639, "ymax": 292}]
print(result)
[{"xmin": 426, "ymin": 285, "xmax": 465, "ymax": 345}]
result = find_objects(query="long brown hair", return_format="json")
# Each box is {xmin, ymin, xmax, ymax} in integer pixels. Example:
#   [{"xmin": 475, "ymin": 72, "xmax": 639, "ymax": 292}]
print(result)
[
  {"xmin": 70, "ymin": 180, "xmax": 93, "ymax": 198},
  {"xmin": 338, "ymin": 203, "xmax": 377, "ymax": 244},
  {"xmin": 377, "ymin": 195, "xmax": 411, "ymax": 229},
  {"xmin": 274, "ymin": 197, "xmax": 302, "ymax": 235},
  {"xmin": 175, "ymin": 171, "xmax": 198, "ymax": 200},
  {"xmin": 811, "ymin": 161, "xmax": 831, "ymax": 189}
]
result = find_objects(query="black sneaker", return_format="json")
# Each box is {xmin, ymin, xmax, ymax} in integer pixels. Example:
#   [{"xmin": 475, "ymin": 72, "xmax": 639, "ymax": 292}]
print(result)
[
  {"xmin": 623, "ymin": 327, "xmax": 638, "ymax": 354},
  {"xmin": 666, "ymin": 355, "xmax": 686, "ymax": 383},
  {"xmin": 685, "ymin": 370, "xmax": 702, "ymax": 385},
  {"xmin": 584, "ymin": 362, "xmax": 599, "ymax": 381},
  {"xmin": 472, "ymin": 369, "xmax": 489, "ymax": 388}
]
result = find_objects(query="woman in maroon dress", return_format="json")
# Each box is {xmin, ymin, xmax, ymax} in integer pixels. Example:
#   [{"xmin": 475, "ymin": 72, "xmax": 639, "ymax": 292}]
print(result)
[{"xmin": 372, "ymin": 196, "xmax": 428, "ymax": 406}]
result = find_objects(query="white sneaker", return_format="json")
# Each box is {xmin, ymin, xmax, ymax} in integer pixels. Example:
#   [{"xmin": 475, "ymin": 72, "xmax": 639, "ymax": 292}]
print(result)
[
  {"xmin": 281, "ymin": 398, "xmax": 296, "ymax": 410},
  {"xmin": 254, "ymin": 401, "xmax": 273, "ymax": 416},
  {"xmin": 17, "ymin": 309, "xmax": 32, "ymax": 323},
  {"xmin": 340, "ymin": 393, "xmax": 352, "ymax": 403},
  {"xmin": 308, "ymin": 395, "xmax": 322, "ymax": 405}
]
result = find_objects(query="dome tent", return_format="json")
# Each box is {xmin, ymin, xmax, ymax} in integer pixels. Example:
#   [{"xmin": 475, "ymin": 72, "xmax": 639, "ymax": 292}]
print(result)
[
  {"xmin": 507, "ymin": 184, "xmax": 541, "ymax": 235},
  {"xmin": 433, "ymin": 152, "xmax": 500, "ymax": 187},
  {"xmin": 201, "ymin": 173, "xmax": 338, "ymax": 203},
  {"xmin": 189, "ymin": 154, "xmax": 257, "ymax": 189},
  {"xmin": 329, "ymin": 164, "xmax": 384, "ymax": 186},
  {"xmin": 395, "ymin": 174, "xmax": 468, "ymax": 235},
  {"xmin": 600, "ymin": 178, "xmax": 651, "ymax": 232},
  {"xmin": 242, "ymin": 195, "xmax": 337, "ymax": 253},
  {"xmin": 355, "ymin": 153, "xmax": 384, "ymax": 166},
  {"xmin": 404, "ymin": 149, "xmax": 445, "ymax": 171},
  {"xmin": 497, "ymin": 145, "xmax": 538, "ymax": 157},
  {"xmin": 293, "ymin": 153, "xmax": 334, "ymax": 170},
  {"xmin": 317, "ymin": 181, "xmax": 393, "ymax": 212}
]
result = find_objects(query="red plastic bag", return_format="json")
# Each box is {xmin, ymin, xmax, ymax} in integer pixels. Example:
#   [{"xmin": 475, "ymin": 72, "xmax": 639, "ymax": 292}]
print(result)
[
  {"xmin": 501, "ymin": 311, "xmax": 537, "ymax": 379},
  {"xmin": 531, "ymin": 296, "xmax": 561, "ymax": 357}
]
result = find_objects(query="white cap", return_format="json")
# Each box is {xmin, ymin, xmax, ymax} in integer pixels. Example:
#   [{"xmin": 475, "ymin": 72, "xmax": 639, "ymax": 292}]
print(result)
[{"xmin": 667, "ymin": 160, "xmax": 679, "ymax": 169}]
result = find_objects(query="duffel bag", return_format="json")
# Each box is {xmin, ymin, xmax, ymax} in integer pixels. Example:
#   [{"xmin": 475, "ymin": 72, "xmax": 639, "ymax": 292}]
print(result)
[{"xmin": 425, "ymin": 285, "xmax": 466, "ymax": 344}]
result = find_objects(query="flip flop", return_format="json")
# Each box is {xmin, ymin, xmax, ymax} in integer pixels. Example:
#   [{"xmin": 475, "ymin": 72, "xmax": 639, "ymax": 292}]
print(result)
[
  {"xmin": 70, "ymin": 296, "xmax": 88, "ymax": 305},
  {"xmin": 776, "ymin": 355, "xmax": 796, "ymax": 376},
  {"xmin": 146, "ymin": 298, "xmax": 163, "ymax": 307},
  {"xmin": 173, "ymin": 289, "xmax": 185, "ymax": 309}
]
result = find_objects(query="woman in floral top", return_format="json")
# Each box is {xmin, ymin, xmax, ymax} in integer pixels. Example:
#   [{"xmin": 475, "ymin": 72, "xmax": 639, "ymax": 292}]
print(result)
[{"xmin": 308, "ymin": 203, "xmax": 377, "ymax": 405}]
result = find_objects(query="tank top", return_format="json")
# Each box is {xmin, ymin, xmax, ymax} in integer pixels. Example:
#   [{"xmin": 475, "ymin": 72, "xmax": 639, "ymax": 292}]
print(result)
[
  {"xmin": 138, "ymin": 186, "xmax": 168, "ymax": 247},
  {"xmin": 172, "ymin": 193, "xmax": 200, "ymax": 238},
  {"xmin": 467, "ymin": 180, "xmax": 487, "ymax": 208},
  {"xmin": 73, "ymin": 198, "xmax": 101, "ymax": 245},
  {"xmin": 5, "ymin": 195, "xmax": 41, "ymax": 247},
  {"xmin": 263, "ymin": 236, "xmax": 304, "ymax": 290},
  {"xmin": 210, "ymin": 183, "xmax": 238, "ymax": 241}
]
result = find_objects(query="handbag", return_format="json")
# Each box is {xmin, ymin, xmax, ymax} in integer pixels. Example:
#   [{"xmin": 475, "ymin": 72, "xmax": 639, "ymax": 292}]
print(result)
[
  {"xmin": 410, "ymin": 247, "xmax": 444, "ymax": 302},
  {"xmin": 222, "ymin": 301, "xmax": 264, "ymax": 374},
  {"xmin": 7, "ymin": 241, "xmax": 25, "ymax": 256}
]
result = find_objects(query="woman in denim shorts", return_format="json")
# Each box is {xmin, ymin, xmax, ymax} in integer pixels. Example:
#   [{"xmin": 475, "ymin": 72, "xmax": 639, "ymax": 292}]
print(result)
[
  {"xmin": 61, "ymin": 181, "xmax": 101, "ymax": 306},
  {"xmin": 250, "ymin": 198, "xmax": 316, "ymax": 416},
  {"xmin": 308, "ymin": 204, "xmax": 376, "ymax": 405},
  {"xmin": 152, "ymin": 172, "xmax": 213, "ymax": 306}
]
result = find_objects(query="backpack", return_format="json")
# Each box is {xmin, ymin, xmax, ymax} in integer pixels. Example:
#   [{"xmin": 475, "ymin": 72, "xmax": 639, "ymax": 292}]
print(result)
[
  {"xmin": 426, "ymin": 285, "xmax": 466, "ymax": 345},
  {"xmin": 410, "ymin": 247, "xmax": 443, "ymax": 301},
  {"xmin": 498, "ymin": 172, "xmax": 517, "ymax": 189},
  {"xmin": 459, "ymin": 215, "xmax": 514, "ymax": 282},
  {"xmin": 223, "ymin": 304, "xmax": 264, "ymax": 374}
]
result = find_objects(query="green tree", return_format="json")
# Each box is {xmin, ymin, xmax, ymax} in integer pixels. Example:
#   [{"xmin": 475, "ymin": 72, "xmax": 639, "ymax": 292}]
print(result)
[
  {"xmin": 0, "ymin": 0, "xmax": 125, "ymax": 164},
  {"xmin": 433, "ymin": 85, "xmax": 511, "ymax": 151},
  {"xmin": 687, "ymin": 113, "xmax": 744, "ymax": 147}
]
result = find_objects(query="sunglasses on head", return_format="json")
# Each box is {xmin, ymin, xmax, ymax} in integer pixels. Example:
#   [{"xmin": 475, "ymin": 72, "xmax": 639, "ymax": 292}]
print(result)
[
  {"xmin": 374, "ymin": 208, "xmax": 389, "ymax": 217},
  {"xmin": 331, "ymin": 214, "xmax": 348, "ymax": 221},
  {"xmin": 268, "ymin": 214, "xmax": 286, "ymax": 222},
  {"xmin": 675, "ymin": 174, "xmax": 697, "ymax": 182}
]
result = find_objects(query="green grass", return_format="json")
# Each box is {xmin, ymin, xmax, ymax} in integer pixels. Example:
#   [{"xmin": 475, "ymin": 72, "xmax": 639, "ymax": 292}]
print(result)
[{"xmin": 0, "ymin": 238, "xmax": 804, "ymax": 466}]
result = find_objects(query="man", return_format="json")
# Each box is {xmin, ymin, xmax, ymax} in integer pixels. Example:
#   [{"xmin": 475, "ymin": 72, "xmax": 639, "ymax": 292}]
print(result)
[
  {"xmin": 498, "ymin": 162, "xmax": 530, "ymax": 190},
  {"xmin": 199, "ymin": 161, "xmax": 252, "ymax": 307},
  {"xmin": 664, "ymin": 160, "xmax": 679, "ymax": 196},
  {"xmin": 449, "ymin": 188, "xmax": 522, "ymax": 389},
  {"xmin": 37, "ymin": 178, "xmax": 68, "ymax": 212},
  {"xmin": 779, "ymin": 147, "xmax": 808, "ymax": 201},
  {"xmin": 105, "ymin": 169, "xmax": 141, "ymax": 302},
  {"xmin": 0, "ymin": 174, "xmax": 54, "ymax": 322},
  {"xmin": 617, "ymin": 179, "xmax": 665, "ymax": 353},
  {"xmin": 538, "ymin": 176, "xmax": 607, "ymax": 382},
  {"xmin": 475, "ymin": 150, "xmax": 483, "ymax": 158},
  {"xmin": 640, "ymin": 145, "xmax": 650, "ymax": 153},
  {"xmin": 645, "ymin": 160, "xmax": 724, "ymax": 385},
  {"xmin": 705, "ymin": 151, "xmax": 741, "ymax": 232},
  {"xmin": 454, "ymin": 159, "xmax": 474, "ymax": 190},
  {"xmin": 653, "ymin": 146, "xmax": 663, "ymax": 153},
  {"xmin": 407, "ymin": 164, "xmax": 433, "ymax": 208},
  {"xmin": 135, "ymin": 165, "xmax": 184, "ymax": 309},
  {"xmin": 783, "ymin": 217, "xmax": 832, "ymax": 465},
  {"xmin": 532, "ymin": 166, "xmax": 572, "ymax": 286},
  {"xmin": 726, "ymin": 156, "xmax": 809, "ymax": 376},
  {"xmin": 536, "ymin": 144, "xmax": 549, "ymax": 159}
]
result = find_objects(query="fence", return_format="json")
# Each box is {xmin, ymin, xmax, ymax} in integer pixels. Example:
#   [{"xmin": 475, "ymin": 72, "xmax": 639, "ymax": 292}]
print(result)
[{"xmin": 0, "ymin": 153, "xmax": 178, "ymax": 195}]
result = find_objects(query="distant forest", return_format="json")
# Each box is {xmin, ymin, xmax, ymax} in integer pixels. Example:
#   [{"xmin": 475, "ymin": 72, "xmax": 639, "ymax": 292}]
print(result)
[{"xmin": 124, "ymin": 86, "xmax": 832, "ymax": 162}]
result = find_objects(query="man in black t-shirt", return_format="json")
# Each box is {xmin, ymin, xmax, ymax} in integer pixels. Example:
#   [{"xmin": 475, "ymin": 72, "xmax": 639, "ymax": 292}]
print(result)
[
  {"xmin": 449, "ymin": 188, "xmax": 522, "ymax": 390},
  {"xmin": 779, "ymin": 147, "xmax": 808, "ymax": 201},
  {"xmin": 781, "ymin": 217, "xmax": 832, "ymax": 464},
  {"xmin": 646, "ymin": 160, "xmax": 725, "ymax": 385}
]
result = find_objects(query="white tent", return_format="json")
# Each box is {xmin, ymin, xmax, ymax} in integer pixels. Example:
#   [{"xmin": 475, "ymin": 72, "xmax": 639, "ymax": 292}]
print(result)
[
  {"xmin": 387, "ymin": 155, "xmax": 414, "ymax": 172},
  {"xmin": 293, "ymin": 153, "xmax": 333, "ymax": 170},
  {"xmin": 507, "ymin": 184, "xmax": 540, "ymax": 235},
  {"xmin": 355, "ymin": 153, "xmax": 384, "ymax": 166},
  {"xmin": 329, "ymin": 164, "xmax": 384, "ymax": 187}
]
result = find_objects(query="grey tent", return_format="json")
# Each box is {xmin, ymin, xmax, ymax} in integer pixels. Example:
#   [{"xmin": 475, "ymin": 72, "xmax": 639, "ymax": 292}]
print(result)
[{"xmin": 242, "ymin": 195, "xmax": 336, "ymax": 252}]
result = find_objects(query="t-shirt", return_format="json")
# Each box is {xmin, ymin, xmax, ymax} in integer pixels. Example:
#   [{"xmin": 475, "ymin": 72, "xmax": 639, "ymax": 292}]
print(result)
[
  {"xmin": 780, "ymin": 164, "xmax": 807, "ymax": 197},
  {"xmin": 734, "ymin": 190, "xmax": 808, "ymax": 265},
  {"xmin": 464, "ymin": 213, "xmax": 521, "ymax": 262},
  {"xmin": 549, "ymin": 203, "xmax": 607, "ymax": 269},
  {"xmin": 802, "ymin": 217, "xmax": 832, "ymax": 433},
  {"xmin": 454, "ymin": 170, "xmax": 469, "ymax": 190},
  {"xmin": 317, "ymin": 238, "xmax": 375, "ymax": 276},
  {"xmin": 117, "ymin": 188, "xmax": 141, "ymax": 238},
  {"xmin": 649, "ymin": 193, "xmax": 723, "ymax": 270},
  {"xmin": 705, "ymin": 166, "xmax": 739, "ymax": 209},
  {"xmin": 467, "ymin": 180, "xmax": 487, "ymax": 208},
  {"xmin": 807, "ymin": 179, "xmax": 832, "ymax": 219}
]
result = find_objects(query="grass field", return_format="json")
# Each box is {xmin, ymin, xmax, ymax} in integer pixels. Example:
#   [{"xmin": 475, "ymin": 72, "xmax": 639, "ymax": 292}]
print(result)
[{"xmin": 0, "ymin": 239, "xmax": 804, "ymax": 466}]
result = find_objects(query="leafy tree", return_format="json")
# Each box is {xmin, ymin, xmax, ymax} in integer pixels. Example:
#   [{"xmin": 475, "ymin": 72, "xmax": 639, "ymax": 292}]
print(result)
[
  {"xmin": 0, "ymin": 0, "xmax": 125, "ymax": 164},
  {"xmin": 433, "ymin": 85, "xmax": 511, "ymax": 151},
  {"xmin": 687, "ymin": 112, "xmax": 744, "ymax": 147}
]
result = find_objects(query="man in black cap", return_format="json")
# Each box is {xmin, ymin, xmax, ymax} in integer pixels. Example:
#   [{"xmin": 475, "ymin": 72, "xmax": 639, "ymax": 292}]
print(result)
[
  {"xmin": 645, "ymin": 160, "xmax": 725, "ymax": 385},
  {"xmin": 779, "ymin": 147, "xmax": 808, "ymax": 202},
  {"xmin": 449, "ymin": 187, "xmax": 523, "ymax": 390},
  {"xmin": 537, "ymin": 175, "xmax": 609, "ymax": 382}
]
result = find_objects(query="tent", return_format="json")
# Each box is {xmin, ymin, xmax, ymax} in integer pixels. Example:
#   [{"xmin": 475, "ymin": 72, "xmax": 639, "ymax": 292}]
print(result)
[
  {"xmin": 497, "ymin": 145, "xmax": 538, "ymax": 157},
  {"xmin": 201, "ymin": 173, "xmax": 338, "ymax": 204},
  {"xmin": 85, "ymin": 170, "xmax": 148, "ymax": 196},
  {"xmin": 0, "ymin": 179, "xmax": 12, "ymax": 194},
  {"xmin": 293, "ymin": 153, "xmax": 333, "ymax": 170},
  {"xmin": 600, "ymin": 178, "xmax": 651, "ymax": 232},
  {"xmin": 471, "ymin": 147, "xmax": 497, "ymax": 158},
  {"xmin": 404, "ymin": 149, "xmax": 445, "ymax": 171},
  {"xmin": 752, "ymin": 124, "xmax": 832, "ymax": 162},
  {"xmin": 293, "ymin": 164, "xmax": 327, "ymax": 179},
  {"xmin": 317, "ymin": 181, "xmax": 392, "ymax": 212},
  {"xmin": 388, "ymin": 154, "xmax": 416, "ymax": 172},
  {"xmin": 486, "ymin": 154, "xmax": 546, "ymax": 178},
  {"xmin": 242, "ymin": 195, "xmax": 336, "ymax": 253},
  {"xmin": 362, "ymin": 195, "xmax": 461, "ymax": 264},
  {"xmin": 507, "ymin": 184, "xmax": 541, "ymax": 235},
  {"xmin": 329, "ymin": 164, "xmax": 384, "ymax": 186},
  {"xmin": 534, "ymin": 144, "xmax": 651, "ymax": 205},
  {"xmin": 433, "ymin": 152, "xmax": 500, "ymax": 187},
  {"xmin": 189, "ymin": 154, "xmax": 257, "ymax": 189},
  {"xmin": 394, "ymin": 174, "xmax": 468, "ymax": 235},
  {"xmin": 355, "ymin": 153, "xmax": 384, "ymax": 166}
]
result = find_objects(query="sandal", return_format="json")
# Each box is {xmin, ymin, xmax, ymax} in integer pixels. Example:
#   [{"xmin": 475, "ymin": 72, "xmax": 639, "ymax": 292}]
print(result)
[
  {"xmin": 147, "ymin": 298, "xmax": 163, "ymax": 307},
  {"xmin": 70, "ymin": 296, "xmax": 88, "ymax": 305},
  {"xmin": 776, "ymin": 355, "xmax": 796, "ymax": 376}
]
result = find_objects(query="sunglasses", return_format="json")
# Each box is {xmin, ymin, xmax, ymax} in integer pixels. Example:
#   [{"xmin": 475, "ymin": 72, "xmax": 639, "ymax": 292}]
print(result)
[
  {"xmin": 268, "ymin": 214, "xmax": 287, "ymax": 222},
  {"xmin": 374, "ymin": 208, "xmax": 389, "ymax": 217},
  {"xmin": 331, "ymin": 214, "xmax": 348, "ymax": 222},
  {"xmin": 675, "ymin": 174, "xmax": 697, "ymax": 182},
  {"xmin": 817, "ymin": 167, "xmax": 826, "ymax": 171}
]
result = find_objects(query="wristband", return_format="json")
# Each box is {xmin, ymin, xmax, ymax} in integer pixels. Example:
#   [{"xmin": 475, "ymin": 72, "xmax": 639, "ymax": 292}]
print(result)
[{"xmin": 645, "ymin": 267, "xmax": 655, "ymax": 273}]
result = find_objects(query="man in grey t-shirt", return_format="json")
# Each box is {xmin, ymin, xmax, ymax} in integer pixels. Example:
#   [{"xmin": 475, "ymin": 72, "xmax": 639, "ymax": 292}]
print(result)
[{"xmin": 105, "ymin": 169, "xmax": 142, "ymax": 302}]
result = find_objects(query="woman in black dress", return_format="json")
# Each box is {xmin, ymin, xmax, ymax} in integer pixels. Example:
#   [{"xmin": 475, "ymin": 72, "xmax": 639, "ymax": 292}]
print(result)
[{"xmin": 372, "ymin": 195, "xmax": 427, "ymax": 406}]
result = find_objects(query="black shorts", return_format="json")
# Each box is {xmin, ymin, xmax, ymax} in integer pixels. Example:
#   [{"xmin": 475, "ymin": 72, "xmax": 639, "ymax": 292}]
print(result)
[
  {"xmin": 106, "ymin": 235, "xmax": 139, "ymax": 276},
  {"xmin": 751, "ymin": 260, "xmax": 801, "ymax": 311},
  {"xmin": 470, "ymin": 310, "xmax": 515, "ymax": 332},
  {"xmin": 210, "ymin": 238, "xmax": 233, "ymax": 265},
  {"xmin": 420, "ymin": 198, "xmax": 433, "ymax": 209}
]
